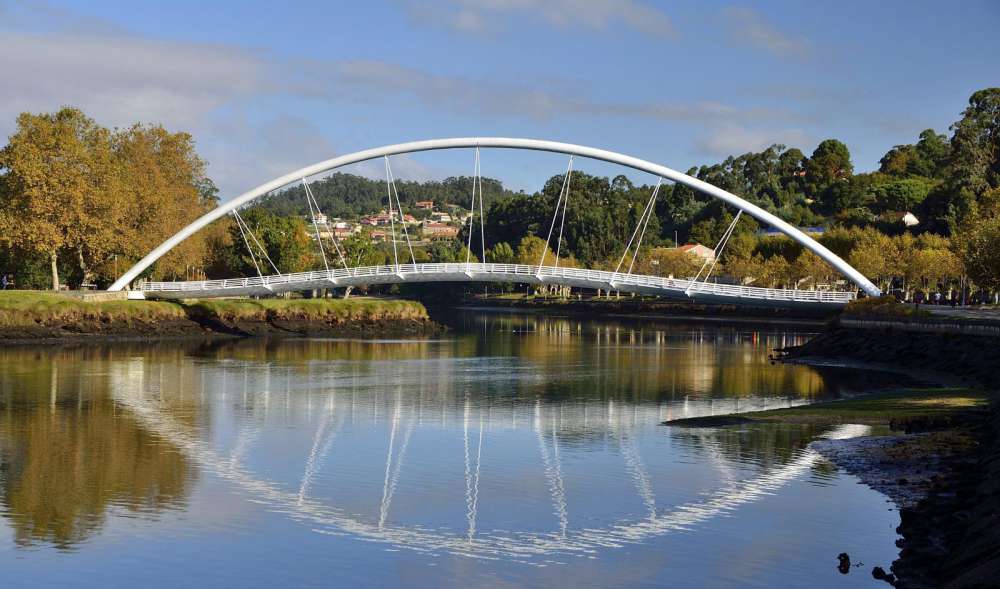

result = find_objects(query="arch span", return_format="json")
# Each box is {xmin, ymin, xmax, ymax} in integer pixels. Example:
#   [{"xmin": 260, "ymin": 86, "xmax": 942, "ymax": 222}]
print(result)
[{"xmin": 109, "ymin": 138, "xmax": 881, "ymax": 296}]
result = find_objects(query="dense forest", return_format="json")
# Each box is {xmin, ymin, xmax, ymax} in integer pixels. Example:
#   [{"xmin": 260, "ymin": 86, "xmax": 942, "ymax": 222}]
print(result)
[{"xmin": 1, "ymin": 88, "xmax": 998, "ymax": 298}]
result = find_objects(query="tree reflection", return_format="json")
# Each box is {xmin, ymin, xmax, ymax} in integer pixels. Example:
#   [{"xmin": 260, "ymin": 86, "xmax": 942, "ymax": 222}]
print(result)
[{"xmin": 0, "ymin": 347, "xmax": 196, "ymax": 549}]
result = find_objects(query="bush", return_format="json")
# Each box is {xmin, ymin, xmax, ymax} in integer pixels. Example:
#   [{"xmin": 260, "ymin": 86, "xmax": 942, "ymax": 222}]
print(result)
[{"xmin": 844, "ymin": 295, "xmax": 929, "ymax": 318}]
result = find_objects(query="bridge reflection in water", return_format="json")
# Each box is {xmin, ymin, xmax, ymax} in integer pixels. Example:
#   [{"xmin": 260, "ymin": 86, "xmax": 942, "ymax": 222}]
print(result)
[{"xmin": 0, "ymin": 314, "xmax": 901, "ymax": 567}]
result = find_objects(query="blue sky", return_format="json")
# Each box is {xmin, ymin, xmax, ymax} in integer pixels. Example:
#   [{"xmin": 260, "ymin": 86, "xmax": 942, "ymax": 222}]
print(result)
[{"xmin": 1, "ymin": 0, "xmax": 998, "ymax": 198}]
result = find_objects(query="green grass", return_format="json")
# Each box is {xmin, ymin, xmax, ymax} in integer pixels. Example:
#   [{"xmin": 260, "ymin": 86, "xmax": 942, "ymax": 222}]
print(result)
[
  {"xmin": 0, "ymin": 291, "xmax": 185, "ymax": 327},
  {"xmin": 180, "ymin": 297, "xmax": 429, "ymax": 322},
  {"xmin": 0, "ymin": 292, "xmax": 429, "ymax": 328},
  {"xmin": 664, "ymin": 387, "xmax": 988, "ymax": 427}
]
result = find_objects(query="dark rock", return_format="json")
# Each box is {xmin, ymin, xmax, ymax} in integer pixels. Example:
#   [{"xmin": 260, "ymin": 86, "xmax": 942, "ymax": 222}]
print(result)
[{"xmin": 837, "ymin": 552, "xmax": 851, "ymax": 574}]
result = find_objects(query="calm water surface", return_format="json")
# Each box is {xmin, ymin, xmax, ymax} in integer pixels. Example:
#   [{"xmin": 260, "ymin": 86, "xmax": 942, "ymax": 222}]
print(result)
[{"xmin": 0, "ymin": 311, "xmax": 903, "ymax": 588}]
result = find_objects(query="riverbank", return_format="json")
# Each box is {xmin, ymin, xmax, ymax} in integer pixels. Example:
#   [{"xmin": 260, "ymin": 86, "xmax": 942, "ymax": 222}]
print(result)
[
  {"xmin": 0, "ymin": 292, "xmax": 440, "ymax": 342},
  {"xmin": 781, "ymin": 328, "xmax": 1000, "ymax": 588},
  {"xmin": 666, "ymin": 321, "xmax": 1000, "ymax": 588},
  {"xmin": 457, "ymin": 293, "xmax": 836, "ymax": 324}
]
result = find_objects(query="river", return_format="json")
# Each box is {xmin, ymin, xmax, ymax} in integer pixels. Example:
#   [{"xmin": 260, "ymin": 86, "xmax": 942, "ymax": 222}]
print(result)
[{"xmin": 0, "ymin": 310, "xmax": 902, "ymax": 587}]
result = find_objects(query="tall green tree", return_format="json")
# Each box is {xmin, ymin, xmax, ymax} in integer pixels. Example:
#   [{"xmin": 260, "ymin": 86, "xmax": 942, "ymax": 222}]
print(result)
[
  {"xmin": 948, "ymin": 88, "xmax": 1000, "ymax": 198},
  {"xmin": 805, "ymin": 139, "xmax": 853, "ymax": 210},
  {"xmin": 208, "ymin": 208, "xmax": 311, "ymax": 278}
]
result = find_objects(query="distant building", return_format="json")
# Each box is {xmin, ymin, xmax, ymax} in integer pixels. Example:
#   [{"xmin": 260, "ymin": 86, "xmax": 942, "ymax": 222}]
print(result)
[
  {"xmin": 361, "ymin": 211, "xmax": 416, "ymax": 226},
  {"xmin": 430, "ymin": 211, "xmax": 452, "ymax": 223},
  {"xmin": 676, "ymin": 243, "xmax": 716, "ymax": 262},
  {"xmin": 422, "ymin": 222, "xmax": 459, "ymax": 239},
  {"xmin": 415, "ymin": 200, "xmax": 434, "ymax": 210},
  {"xmin": 881, "ymin": 211, "xmax": 920, "ymax": 227}
]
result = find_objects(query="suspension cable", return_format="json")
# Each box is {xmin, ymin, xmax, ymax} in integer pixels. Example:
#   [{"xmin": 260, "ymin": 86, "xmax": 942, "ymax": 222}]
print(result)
[
  {"xmin": 465, "ymin": 148, "xmax": 485, "ymax": 270},
  {"xmin": 302, "ymin": 178, "xmax": 329, "ymax": 273},
  {"xmin": 232, "ymin": 211, "xmax": 263, "ymax": 279},
  {"xmin": 233, "ymin": 209, "xmax": 281, "ymax": 276},
  {"xmin": 384, "ymin": 157, "xmax": 417, "ymax": 270},
  {"xmin": 553, "ymin": 165, "xmax": 572, "ymax": 269},
  {"xmin": 702, "ymin": 210, "xmax": 742, "ymax": 283},
  {"xmin": 477, "ymin": 149, "xmax": 486, "ymax": 265},
  {"xmin": 626, "ymin": 179, "xmax": 663, "ymax": 276},
  {"xmin": 614, "ymin": 177, "xmax": 662, "ymax": 277},
  {"xmin": 686, "ymin": 209, "xmax": 743, "ymax": 294},
  {"xmin": 389, "ymin": 162, "xmax": 417, "ymax": 266},
  {"xmin": 537, "ymin": 156, "xmax": 574, "ymax": 274},
  {"xmin": 383, "ymin": 156, "xmax": 401, "ymax": 273},
  {"xmin": 302, "ymin": 178, "xmax": 349, "ymax": 271}
]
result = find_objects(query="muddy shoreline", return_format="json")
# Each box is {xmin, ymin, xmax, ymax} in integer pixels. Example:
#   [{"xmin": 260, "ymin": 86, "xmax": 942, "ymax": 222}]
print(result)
[
  {"xmin": 779, "ymin": 329, "xmax": 1000, "ymax": 589},
  {"xmin": 0, "ymin": 315, "xmax": 444, "ymax": 344}
]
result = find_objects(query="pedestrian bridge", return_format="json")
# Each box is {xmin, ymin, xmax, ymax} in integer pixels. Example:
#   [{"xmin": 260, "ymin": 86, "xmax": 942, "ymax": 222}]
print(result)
[
  {"xmin": 112, "ymin": 137, "xmax": 881, "ymax": 309},
  {"xmin": 139, "ymin": 262, "xmax": 856, "ymax": 308}
]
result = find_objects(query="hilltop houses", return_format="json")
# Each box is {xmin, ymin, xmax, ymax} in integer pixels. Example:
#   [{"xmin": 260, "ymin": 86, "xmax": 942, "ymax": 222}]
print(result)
[
  {"xmin": 360, "ymin": 211, "xmax": 417, "ymax": 226},
  {"xmin": 301, "ymin": 197, "xmax": 465, "ymax": 246}
]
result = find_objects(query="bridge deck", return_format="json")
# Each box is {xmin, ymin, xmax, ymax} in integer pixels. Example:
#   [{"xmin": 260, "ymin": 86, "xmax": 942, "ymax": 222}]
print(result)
[{"xmin": 139, "ymin": 263, "xmax": 855, "ymax": 309}]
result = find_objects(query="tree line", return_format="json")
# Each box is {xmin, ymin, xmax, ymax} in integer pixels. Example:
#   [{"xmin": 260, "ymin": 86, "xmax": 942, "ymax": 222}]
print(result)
[
  {"xmin": 1, "ymin": 88, "xmax": 997, "ymax": 297},
  {"xmin": 468, "ymin": 88, "xmax": 1000, "ymax": 299}
]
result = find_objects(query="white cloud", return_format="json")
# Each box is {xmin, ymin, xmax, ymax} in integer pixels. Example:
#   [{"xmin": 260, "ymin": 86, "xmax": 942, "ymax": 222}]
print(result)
[
  {"xmin": 320, "ymin": 60, "xmax": 800, "ymax": 126},
  {"xmin": 696, "ymin": 125, "xmax": 811, "ymax": 158},
  {"xmin": 0, "ymin": 31, "xmax": 266, "ymax": 133},
  {"xmin": 399, "ymin": 0, "xmax": 675, "ymax": 38},
  {"xmin": 0, "ymin": 7, "xmax": 808, "ymax": 196},
  {"xmin": 722, "ymin": 7, "xmax": 808, "ymax": 58}
]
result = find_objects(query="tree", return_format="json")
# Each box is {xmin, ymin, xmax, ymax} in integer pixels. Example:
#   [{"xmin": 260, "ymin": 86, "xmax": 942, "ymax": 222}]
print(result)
[
  {"xmin": 486, "ymin": 242, "xmax": 515, "ymax": 264},
  {"xmin": 112, "ymin": 124, "xmax": 216, "ymax": 283},
  {"xmin": 0, "ymin": 108, "xmax": 121, "ymax": 289},
  {"xmin": 879, "ymin": 129, "xmax": 950, "ymax": 179},
  {"xmin": 805, "ymin": 139, "xmax": 853, "ymax": 208},
  {"xmin": 847, "ymin": 230, "xmax": 898, "ymax": 293},
  {"xmin": 920, "ymin": 89, "xmax": 1000, "ymax": 233},
  {"xmin": 515, "ymin": 235, "xmax": 568, "ymax": 267},
  {"xmin": 948, "ymin": 88, "xmax": 1000, "ymax": 198},
  {"xmin": 871, "ymin": 177, "xmax": 936, "ymax": 213},
  {"xmin": 0, "ymin": 108, "xmax": 219, "ymax": 289},
  {"xmin": 635, "ymin": 247, "xmax": 701, "ymax": 278},
  {"xmin": 961, "ymin": 215, "xmax": 1000, "ymax": 291},
  {"xmin": 790, "ymin": 251, "xmax": 837, "ymax": 289},
  {"xmin": 208, "ymin": 208, "xmax": 311, "ymax": 277}
]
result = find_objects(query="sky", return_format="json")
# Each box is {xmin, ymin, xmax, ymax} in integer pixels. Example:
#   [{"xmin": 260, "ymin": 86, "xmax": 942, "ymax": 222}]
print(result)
[{"xmin": 1, "ymin": 0, "xmax": 998, "ymax": 199}]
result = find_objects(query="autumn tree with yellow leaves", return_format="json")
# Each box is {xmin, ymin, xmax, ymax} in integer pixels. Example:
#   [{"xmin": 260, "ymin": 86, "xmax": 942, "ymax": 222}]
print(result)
[{"xmin": 0, "ymin": 107, "xmax": 217, "ymax": 289}]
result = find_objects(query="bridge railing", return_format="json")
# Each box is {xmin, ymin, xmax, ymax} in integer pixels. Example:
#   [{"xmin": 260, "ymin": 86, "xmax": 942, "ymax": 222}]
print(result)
[{"xmin": 140, "ymin": 263, "xmax": 856, "ymax": 304}]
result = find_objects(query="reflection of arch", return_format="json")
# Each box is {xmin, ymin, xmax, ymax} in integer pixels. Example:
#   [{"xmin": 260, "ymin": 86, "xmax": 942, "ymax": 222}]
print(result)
[
  {"xmin": 111, "ymin": 368, "xmax": 870, "ymax": 561},
  {"xmin": 109, "ymin": 138, "xmax": 881, "ymax": 297}
]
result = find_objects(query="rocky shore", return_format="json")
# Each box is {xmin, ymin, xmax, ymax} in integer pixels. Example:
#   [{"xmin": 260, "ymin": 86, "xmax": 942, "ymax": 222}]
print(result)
[{"xmin": 779, "ymin": 327, "xmax": 1000, "ymax": 589}]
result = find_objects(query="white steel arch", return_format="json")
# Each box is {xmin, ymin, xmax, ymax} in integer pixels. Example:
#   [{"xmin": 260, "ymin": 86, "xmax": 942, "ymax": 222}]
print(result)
[{"xmin": 109, "ymin": 137, "xmax": 881, "ymax": 296}]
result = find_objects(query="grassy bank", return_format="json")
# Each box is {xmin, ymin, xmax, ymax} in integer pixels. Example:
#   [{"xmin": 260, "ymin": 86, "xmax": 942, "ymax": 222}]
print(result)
[
  {"xmin": 0, "ymin": 291, "xmax": 186, "ymax": 327},
  {"xmin": 182, "ymin": 297, "xmax": 429, "ymax": 322},
  {"xmin": 0, "ymin": 292, "xmax": 434, "ymax": 339},
  {"xmin": 663, "ymin": 387, "xmax": 988, "ymax": 427}
]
